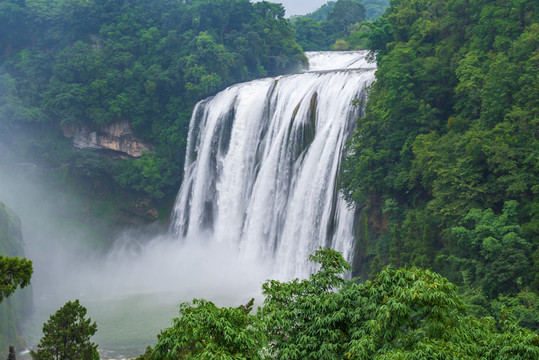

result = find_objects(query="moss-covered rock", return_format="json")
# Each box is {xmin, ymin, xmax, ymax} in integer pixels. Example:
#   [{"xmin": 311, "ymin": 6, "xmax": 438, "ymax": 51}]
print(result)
[
  {"xmin": 0, "ymin": 201, "xmax": 32, "ymax": 357},
  {"xmin": 0, "ymin": 203, "xmax": 23, "ymax": 256}
]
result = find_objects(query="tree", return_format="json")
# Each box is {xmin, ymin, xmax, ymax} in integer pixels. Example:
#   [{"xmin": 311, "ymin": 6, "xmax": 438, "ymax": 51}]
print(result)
[
  {"xmin": 339, "ymin": 0, "xmax": 538, "ymax": 313},
  {"xmin": 450, "ymin": 201, "xmax": 532, "ymax": 298},
  {"xmin": 0, "ymin": 0, "xmax": 307, "ymax": 205},
  {"xmin": 261, "ymin": 247, "xmax": 539, "ymax": 359},
  {"xmin": 0, "ymin": 201, "xmax": 33, "ymax": 353},
  {"xmin": 260, "ymin": 247, "xmax": 352, "ymax": 360},
  {"xmin": 303, "ymin": 1, "xmax": 336, "ymax": 22},
  {"xmin": 140, "ymin": 248, "xmax": 539, "ymax": 359},
  {"xmin": 0, "ymin": 255, "xmax": 32, "ymax": 303},
  {"xmin": 151, "ymin": 298, "xmax": 265, "ymax": 359},
  {"xmin": 30, "ymin": 300, "xmax": 99, "ymax": 360},
  {"xmin": 292, "ymin": 17, "xmax": 328, "ymax": 51},
  {"xmin": 327, "ymin": 0, "xmax": 366, "ymax": 36}
]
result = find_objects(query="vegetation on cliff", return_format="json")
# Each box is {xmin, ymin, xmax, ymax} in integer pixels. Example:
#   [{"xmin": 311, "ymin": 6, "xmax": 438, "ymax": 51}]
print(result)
[
  {"xmin": 0, "ymin": 0, "xmax": 305, "ymax": 202},
  {"xmin": 0, "ymin": 201, "xmax": 33, "ymax": 357},
  {"xmin": 28, "ymin": 249, "xmax": 539, "ymax": 359},
  {"xmin": 291, "ymin": 0, "xmax": 389, "ymax": 50},
  {"xmin": 339, "ymin": 0, "xmax": 538, "ymax": 329}
]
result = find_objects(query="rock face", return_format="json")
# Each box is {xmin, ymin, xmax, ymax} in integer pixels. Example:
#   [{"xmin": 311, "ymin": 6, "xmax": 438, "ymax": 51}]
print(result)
[
  {"xmin": 0, "ymin": 201, "xmax": 32, "ymax": 356},
  {"xmin": 61, "ymin": 121, "xmax": 153, "ymax": 157}
]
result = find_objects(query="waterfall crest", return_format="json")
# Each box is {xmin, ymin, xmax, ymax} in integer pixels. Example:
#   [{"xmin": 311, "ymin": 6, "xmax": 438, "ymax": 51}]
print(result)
[{"xmin": 170, "ymin": 51, "xmax": 376, "ymax": 279}]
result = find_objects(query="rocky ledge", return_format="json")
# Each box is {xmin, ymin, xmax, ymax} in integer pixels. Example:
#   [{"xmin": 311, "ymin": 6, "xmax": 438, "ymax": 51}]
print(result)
[{"xmin": 61, "ymin": 121, "xmax": 153, "ymax": 158}]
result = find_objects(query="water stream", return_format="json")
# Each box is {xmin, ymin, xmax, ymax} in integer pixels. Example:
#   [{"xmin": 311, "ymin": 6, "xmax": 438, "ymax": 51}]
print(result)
[
  {"xmin": 170, "ymin": 50, "xmax": 376, "ymax": 279},
  {"xmin": 0, "ymin": 51, "xmax": 376, "ymax": 358}
]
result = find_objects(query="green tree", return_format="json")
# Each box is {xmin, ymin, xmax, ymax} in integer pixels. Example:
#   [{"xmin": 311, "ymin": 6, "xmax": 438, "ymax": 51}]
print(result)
[
  {"xmin": 261, "ymin": 248, "xmax": 539, "ymax": 359},
  {"xmin": 0, "ymin": 0, "xmax": 306, "ymax": 205},
  {"xmin": 361, "ymin": 0, "xmax": 390, "ymax": 21},
  {"xmin": 302, "ymin": 1, "xmax": 336, "ymax": 22},
  {"xmin": 140, "ymin": 248, "xmax": 539, "ymax": 359},
  {"xmin": 327, "ymin": 0, "xmax": 366, "ymax": 36},
  {"xmin": 112, "ymin": 151, "xmax": 176, "ymax": 199},
  {"xmin": 293, "ymin": 0, "xmax": 389, "ymax": 51},
  {"xmin": 0, "ymin": 255, "xmax": 32, "ymax": 303},
  {"xmin": 450, "ymin": 201, "xmax": 532, "ymax": 298},
  {"xmin": 292, "ymin": 18, "xmax": 328, "ymax": 51},
  {"xmin": 260, "ymin": 247, "xmax": 353, "ymax": 360},
  {"xmin": 0, "ymin": 0, "xmax": 31, "ymax": 58},
  {"xmin": 182, "ymin": 31, "xmax": 234, "ymax": 100},
  {"xmin": 30, "ymin": 300, "xmax": 99, "ymax": 360},
  {"xmin": 151, "ymin": 298, "xmax": 265, "ymax": 360},
  {"xmin": 339, "ymin": 0, "xmax": 538, "ymax": 314},
  {"xmin": 0, "ymin": 201, "xmax": 33, "ymax": 354}
]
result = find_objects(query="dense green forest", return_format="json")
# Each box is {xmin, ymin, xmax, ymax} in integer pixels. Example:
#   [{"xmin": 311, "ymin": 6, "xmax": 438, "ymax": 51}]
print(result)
[
  {"xmin": 0, "ymin": 0, "xmax": 305, "ymax": 206},
  {"xmin": 340, "ymin": 0, "xmax": 538, "ymax": 330},
  {"xmin": 0, "ymin": 0, "xmax": 538, "ymax": 357},
  {"xmin": 291, "ymin": 0, "xmax": 389, "ymax": 50}
]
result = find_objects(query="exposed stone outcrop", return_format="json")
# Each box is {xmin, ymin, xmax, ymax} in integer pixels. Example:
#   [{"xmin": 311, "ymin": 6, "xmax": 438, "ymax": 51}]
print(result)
[{"xmin": 61, "ymin": 121, "xmax": 153, "ymax": 157}]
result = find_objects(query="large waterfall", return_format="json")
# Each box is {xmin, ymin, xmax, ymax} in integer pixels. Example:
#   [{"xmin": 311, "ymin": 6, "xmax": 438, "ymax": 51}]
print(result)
[{"xmin": 170, "ymin": 51, "xmax": 376, "ymax": 279}]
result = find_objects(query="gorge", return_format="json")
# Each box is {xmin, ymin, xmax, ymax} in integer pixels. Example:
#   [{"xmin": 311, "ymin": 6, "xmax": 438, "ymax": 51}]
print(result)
[
  {"xmin": 4, "ymin": 51, "xmax": 375, "ymax": 358},
  {"xmin": 1, "ymin": 0, "xmax": 537, "ymax": 357}
]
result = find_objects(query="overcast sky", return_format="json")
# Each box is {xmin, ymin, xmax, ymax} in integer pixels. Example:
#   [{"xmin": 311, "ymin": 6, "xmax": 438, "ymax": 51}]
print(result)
[{"xmin": 255, "ymin": 0, "xmax": 330, "ymax": 16}]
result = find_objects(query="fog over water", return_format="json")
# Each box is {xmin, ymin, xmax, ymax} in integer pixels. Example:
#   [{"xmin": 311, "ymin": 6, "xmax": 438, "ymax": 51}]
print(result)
[
  {"xmin": 0, "ymin": 163, "xmax": 271, "ymax": 358},
  {"xmin": 0, "ymin": 50, "xmax": 375, "ymax": 358}
]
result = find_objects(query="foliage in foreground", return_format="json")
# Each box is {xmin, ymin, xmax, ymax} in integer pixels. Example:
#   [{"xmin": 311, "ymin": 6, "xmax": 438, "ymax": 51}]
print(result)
[
  {"xmin": 0, "ymin": 255, "xmax": 32, "ymax": 304},
  {"xmin": 30, "ymin": 300, "xmax": 99, "ymax": 360},
  {"xmin": 151, "ymin": 298, "xmax": 263, "ymax": 360},
  {"xmin": 0, "ymin": 203, "xmax": 32, "ymax": 303},
  {"xmin": 139, "ymin": 248, "xmax": 539, "ymax": 360}
]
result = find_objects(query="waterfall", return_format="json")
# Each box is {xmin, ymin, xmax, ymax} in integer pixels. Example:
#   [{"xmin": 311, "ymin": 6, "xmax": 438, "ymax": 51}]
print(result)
[{"xmin": 170, "ymin": 51, "xmax": 376, "ymax": 279}]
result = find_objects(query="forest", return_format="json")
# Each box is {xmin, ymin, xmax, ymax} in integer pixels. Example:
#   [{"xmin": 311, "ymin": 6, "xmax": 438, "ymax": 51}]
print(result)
[
  {"xmin": 0, "ymin": 0, "xmax": 538, "ymax": 358},
  {"xmin": 291, "ymin": 0, "xmax": 389, "ymax": 50},
  {"xmin": 0, "ymin": 0, "xmax": 305, "ymax": 204},
  {"xmin": 339, "ymin": 0, "xmax": 539, "ymax": 332}
]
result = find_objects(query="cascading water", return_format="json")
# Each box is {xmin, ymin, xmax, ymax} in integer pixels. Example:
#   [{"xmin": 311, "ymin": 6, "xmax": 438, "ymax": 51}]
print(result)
[
  {"xmin": 2, "ymin": 51, "xmax": 375, "ymax": 359},
  {"xmin": 170, "ymin": 51, "xmax": 376, "ymax": 279}
]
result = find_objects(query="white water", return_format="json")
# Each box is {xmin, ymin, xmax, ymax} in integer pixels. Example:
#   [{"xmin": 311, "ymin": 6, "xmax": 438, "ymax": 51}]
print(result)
[
  {"xmin": 170, "ymin": 51, "xmax": 376, "ymax": 279},
  {"xmin": 306, "ymin": 50, "xmax": 375, "ymax": 71},
  {"xmin": 0, "ymin": 51, "xmax": 375, "ymax": 358},
  {"xmin": 0, "ymin": 165, "xmax": 268, "ymax": 359}
]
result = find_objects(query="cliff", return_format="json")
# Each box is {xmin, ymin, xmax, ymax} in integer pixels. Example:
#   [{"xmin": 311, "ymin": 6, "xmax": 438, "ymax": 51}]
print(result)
[
  {"xmin": 0, "ymin": 201, "xmax": 32, "ymax": 356},
  {"xmin": 61, "ymin": 121, "xmax": 153, "ymax": 158}
]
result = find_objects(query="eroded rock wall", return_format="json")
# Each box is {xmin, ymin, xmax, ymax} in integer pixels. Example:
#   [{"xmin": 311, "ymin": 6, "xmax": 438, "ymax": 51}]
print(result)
[{"xmin": 61, "ymin": 121, "xmax": 153, "ymax": 157}]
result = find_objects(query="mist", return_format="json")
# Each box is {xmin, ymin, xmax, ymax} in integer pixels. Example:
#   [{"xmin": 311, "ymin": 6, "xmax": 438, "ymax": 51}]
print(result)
[
  {"xmin": 25, "ymin": 228, "xmax": 272, "ymax": 306},
  {"xmin": 0, "ymin": 160, "xmax": 272, "ymax": 357}
]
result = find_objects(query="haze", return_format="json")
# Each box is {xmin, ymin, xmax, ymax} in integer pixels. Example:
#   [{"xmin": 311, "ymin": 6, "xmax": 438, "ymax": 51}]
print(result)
[
  {"xmin": 256, "ymin": 0, "xmax": 329, "ymax": 16},
  {"xmin": 0, "ymin": 162, "xmax": 271, "ymax": 357}
]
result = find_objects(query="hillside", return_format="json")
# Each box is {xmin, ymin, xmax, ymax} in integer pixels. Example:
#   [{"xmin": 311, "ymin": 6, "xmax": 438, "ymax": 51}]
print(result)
[
  {"xmin": 0, "ymin": 0, "xmax": 305, "ymax": 223},
  {"xmin": 340, "ymin": 0, "xmax": 538, "ymax": 328}
]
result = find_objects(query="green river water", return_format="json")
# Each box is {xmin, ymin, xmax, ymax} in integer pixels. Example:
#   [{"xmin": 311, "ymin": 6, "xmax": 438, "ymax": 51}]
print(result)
[
  {"xmin": 0, "ymin": 164, "xmax": 266, "ymax": 359},
  {"xmin": 21, "ymin": 293, "xmax": 180, "ymax": 359}
]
